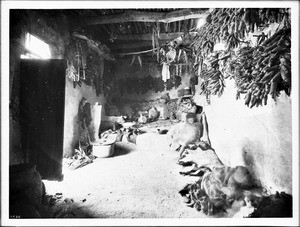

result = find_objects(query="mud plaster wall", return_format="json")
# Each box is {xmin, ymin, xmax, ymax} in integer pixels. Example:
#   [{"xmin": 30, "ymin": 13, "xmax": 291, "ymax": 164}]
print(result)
[
  {"xmin": 125, "ymin": 74, "xmax": 191, "ymax": 101},
  {"xmin": 193, "ymin": 22, "xmax": 293, "ymax": 194},
  {"xmin": 194, "ymin": 79, "xmax": 292, "ymax": 194},
  {"xmin": 9, "ymin": 11, "xmax": 107, "ymax": 160},
  {"xmin": 63, "ymin": 76, "xmax": 106, "ymax": 157},
  {"xmin": 114, "ymin": 62, "xmax": 192, "ymax": 101}
]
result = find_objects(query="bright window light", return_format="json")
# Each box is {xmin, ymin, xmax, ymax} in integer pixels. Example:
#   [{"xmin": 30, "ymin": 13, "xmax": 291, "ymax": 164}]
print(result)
[{"xmin": 21, "ymin": 33, "xmax": 51, "ymax": 59}]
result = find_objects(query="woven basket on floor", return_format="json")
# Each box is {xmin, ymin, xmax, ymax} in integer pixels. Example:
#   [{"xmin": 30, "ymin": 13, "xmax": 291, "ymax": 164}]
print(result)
[
  {"xmin": 93, "ymin": 143, "xmax": 115, "ymax": 158},
  {"xmin": 93, "ymin": 133, "xmax": 117, "ymax": 158}
]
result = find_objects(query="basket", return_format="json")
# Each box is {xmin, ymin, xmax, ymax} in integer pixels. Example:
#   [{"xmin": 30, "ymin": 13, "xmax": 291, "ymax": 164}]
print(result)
[
  {"xmin": 93, "ymin": 143, "xmax": 115, "ymax": 158},
  {"xmin": 92, "ymin": 133, "xmax": 117, "ymax": 158}
]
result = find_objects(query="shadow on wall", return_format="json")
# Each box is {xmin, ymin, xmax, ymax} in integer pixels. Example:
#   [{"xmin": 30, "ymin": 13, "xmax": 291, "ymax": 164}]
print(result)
[
  {"xmin": 241, "ymin": 138, "xmax": 265, "ymax": 188},
  {"xmin": 241, "ymin": 138, "xmax": 292, "ymax": 194},
  {"xmin": 242, "ymin": 134, "xmax": 292, "ymax": 194}
]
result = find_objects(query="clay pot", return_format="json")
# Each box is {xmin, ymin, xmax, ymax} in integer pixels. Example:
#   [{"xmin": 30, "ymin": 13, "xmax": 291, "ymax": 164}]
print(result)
[
  {"xmin": 138, "ymin": 115, "xmax": 147, "ymax": 124},
  {"xmin": 156, "ymin": 105, "xmax": 169, "ymax": 120},
  {"xmin": 10, "ymin": 164, "xmax": 44, "ymax": 209},
  {"xmin": 148, "ymin": 107, "xmax": 159, "ymax": 120}
]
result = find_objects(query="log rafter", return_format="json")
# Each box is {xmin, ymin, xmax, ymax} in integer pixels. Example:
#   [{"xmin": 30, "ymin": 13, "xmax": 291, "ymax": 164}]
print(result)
[
  {"xmin": 72, "ymin": 8, "xmax": 209, "ymax": 26},
  {"xmin": 110, "ymin": 40, "xmax": 167, "ymax": 50},
  {"xmin": 115, "ymin": 31, "xmax": 197, "ymax": 41}
]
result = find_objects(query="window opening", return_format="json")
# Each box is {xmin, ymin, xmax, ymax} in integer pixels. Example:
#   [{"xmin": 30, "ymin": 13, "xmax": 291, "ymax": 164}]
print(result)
[{"xmin": 21, "ymin": 33, "xmax": 51, "ymax": 59}]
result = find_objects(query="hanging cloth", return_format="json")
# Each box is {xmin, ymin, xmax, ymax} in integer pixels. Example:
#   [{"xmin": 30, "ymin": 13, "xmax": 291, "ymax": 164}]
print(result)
[
  {"xmin": 78, "ymin": 97, "xmax": 92, "ymax": 129},
  {"xmin": 78, "ymin": 97, "xmax": 92, "ymax": 145},
  {"xmin": 162, "ymin": 63, "xmax": 170, "ymax": 82}
]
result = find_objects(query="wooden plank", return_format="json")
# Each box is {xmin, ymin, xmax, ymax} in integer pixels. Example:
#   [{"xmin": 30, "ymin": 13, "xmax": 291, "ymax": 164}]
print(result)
[{"xmin": 74, "ymin": 9, "xmax": 209, "ymax": 26}]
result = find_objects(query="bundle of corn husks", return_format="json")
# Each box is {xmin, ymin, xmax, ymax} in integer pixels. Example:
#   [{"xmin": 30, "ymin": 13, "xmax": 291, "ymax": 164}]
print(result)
[
  {"xmin": 199, "ymin": 69, "xmax": 226, "ymax": 104},
  {"xmin": 230, "ymin": 27, "xmax": 291, "ymax": 108},
  {"xmin": 192, "ymin": 8, "xmax": 290, "ymax": 58}
]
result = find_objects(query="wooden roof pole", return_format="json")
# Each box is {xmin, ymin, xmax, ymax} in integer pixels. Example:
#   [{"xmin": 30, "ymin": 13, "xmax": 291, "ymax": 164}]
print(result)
[
  {"xmin": 115, "ymin": 31, "xmax": 197, "ymax": 41},
  {"xmin": 115, "ymin": 48, "xmax": 159, "ymax": 56},
  {"xmin": 72, "ymin": 9, "xmax": 209, "ymax": 26}
]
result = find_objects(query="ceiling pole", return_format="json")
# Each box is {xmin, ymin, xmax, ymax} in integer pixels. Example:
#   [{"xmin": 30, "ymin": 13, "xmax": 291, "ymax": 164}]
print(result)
[
  {"xmin": 172, "ymin": 22, "xmax": 176, "ymax": 33},
  {"xmin": 115, "ymin": 48, "xmax": 159, "ymax": 56},
  {"xmin": 133, "ymin": 22, "xmax": 139, "ymax": 34},
  {"xmin": 164, "ymin": 23, "xmax": 169, "ymax": 33},
  {"xmin": 115, "ymin": 32, "xmax": 197, "ymax": 41},
  {"xmin": 72, "ymin": 9, "xmax": 210, "ymax": 26},
  {"xmin": 126, "ymin": 22, "xmax": 132, "ymax": 36},
  {"xmin": 101, "ymin": 24, "xmax": 113, "ymax": 37},
  {"xmin": 189, "ymin": 19, "xmax": 194, "ymax": 31},
  {"xmin": 136, "ymin": 21, "xmax": 143, "ymax": 34},
  {"xmin": 107, "ymin": 23, "xmax": 116, "ymax": 37},
  {"xmin": 110, "ymin": 40, "xmax": 168, "ymax": 50}
]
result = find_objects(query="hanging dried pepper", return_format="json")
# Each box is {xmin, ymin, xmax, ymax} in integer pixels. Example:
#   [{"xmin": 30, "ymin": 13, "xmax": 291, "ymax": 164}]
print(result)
[{"xmin": 227, "ymin": 27, "xmax": 291, "ymax": 107}]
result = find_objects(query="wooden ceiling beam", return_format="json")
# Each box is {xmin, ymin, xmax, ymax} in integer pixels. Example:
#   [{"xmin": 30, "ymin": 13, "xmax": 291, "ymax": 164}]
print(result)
[
  {"xmin": 110, "ymin": 40, "xmax": 167, "ymax": 50},
  {"xmin": 118, "ymin": 55, "xmax": 158, "ymax": 61},
  {"xmin": 117, "ymin": 59, "xmax": 193, "ymax": 66},
  {"xmin": 115, "ymin": 31, "xmax": 197, "ymax": 41},
  {"xmin": 73, "ymin": 9, "xmax": 209, "ymax": 26}
]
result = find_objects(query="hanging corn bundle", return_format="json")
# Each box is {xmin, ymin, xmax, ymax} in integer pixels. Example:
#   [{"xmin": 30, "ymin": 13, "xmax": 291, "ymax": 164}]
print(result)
[
  {"xmin": 191, "ymin": 8, "xmax": 290, "ymax": 78},
  {"xmin": 190, "ymin": 7, "xmax": 291, "ymax": 107},
  {"xmin": 229, "ymin": 26, "xmax": 291, "ymax": 108},
  {"xmin": 66, "ymin": 60, "xmax": 79, "ymax": 82},
  {"xmin": 199, "ymin": 69, "xmax": 226, "ymax": 104},
  {"xmin": 65, "ymin": 38, "xmax": 87, "ymax": 86}
]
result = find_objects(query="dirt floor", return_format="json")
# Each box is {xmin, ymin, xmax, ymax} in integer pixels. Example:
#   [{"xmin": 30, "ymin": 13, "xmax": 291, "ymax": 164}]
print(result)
[{"xmin": 43, "ymin": 122, "xmax": 240, "ymax": 219}]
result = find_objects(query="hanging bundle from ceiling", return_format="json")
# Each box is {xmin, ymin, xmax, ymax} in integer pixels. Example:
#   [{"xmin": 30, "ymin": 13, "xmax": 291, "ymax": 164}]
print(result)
[
  {"xmin": 190, "ymin": 7, "xmax": 291, "ymax": 107},
  {"xmin": 229, "ymin": 27, "xmax": 291, "ymax": 108},
  {"xmin": 191, "ymin": 8, "xmax": 290, "ymax": 57}
]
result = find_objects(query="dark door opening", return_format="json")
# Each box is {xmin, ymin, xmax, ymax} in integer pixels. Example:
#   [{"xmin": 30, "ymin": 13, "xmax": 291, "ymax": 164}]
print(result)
[{"xmin": 19, "ymin": 59, "xmax": 65, "ymax": 180}]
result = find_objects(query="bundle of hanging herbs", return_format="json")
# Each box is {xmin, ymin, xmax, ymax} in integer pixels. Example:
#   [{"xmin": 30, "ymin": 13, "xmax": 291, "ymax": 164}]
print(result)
[{"xmin": 65, "ymin": 36, "xmax": 106, "ymax": 95}]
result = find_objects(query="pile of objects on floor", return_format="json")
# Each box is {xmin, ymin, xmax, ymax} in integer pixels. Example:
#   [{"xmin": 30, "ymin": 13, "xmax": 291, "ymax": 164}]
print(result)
[
  {"xmin": 177, "ymin": 145, "xmax": 293, "ymax": 218},
  {"xmin": 166, "ymin": 109, "xmax": 292, "ymax": 218},
  {"xmin": 63, "ymin": 143, "xmax": 95, "ymax": 170},
  {"xmin": 106, "ymin": 93, "xmax": 183, "ymax": 124}
]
